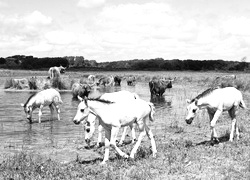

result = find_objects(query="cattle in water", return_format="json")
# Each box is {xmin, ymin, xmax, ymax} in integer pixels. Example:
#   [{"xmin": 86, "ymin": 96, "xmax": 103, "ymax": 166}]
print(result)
[
  {"xmin": 127, "ymin": 76, "xmax": 136, "ymax": 86},
  {"xmin": 12, "ymin": 78, "xmax": 29, "ymax": 89},
  {"xmin": 97, "ymin": 75, "xmax": 114, "ymax": 86},
  {"xmin": 21, "ymin": 88, "xmax": 63, "ymax": 123},
  {"xmin": 149, "ymin": 77, "xmax": 175, "ymax": 96},
  {"xmin": 87, "ymin": 75, "xmax": 96, "ymax": 85},
  {"xmin": 114, "ymin": 76, "xmax": 122, "ymax": 86},
  {"xmin": 71, "ymin": 82, "xmax": 92, "ymax": 99},
  {"xmin": 48, "ymin": 65, "xmax": 66, "ymax": 79},
  {"xmin": 215, "ymin": 74, "xmax": 236, "ymax": 80}
]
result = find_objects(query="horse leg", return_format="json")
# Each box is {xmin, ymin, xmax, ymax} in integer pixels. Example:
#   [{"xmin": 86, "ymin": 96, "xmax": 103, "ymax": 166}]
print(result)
[
  {"xmin": 131, "ymin": 123, "xmax": 137, "ymax": 143},
  {"xmin": 101, "ymin": 129, "xmax": 111, "ymax": 165},
  {"xmin": 109, "ymin": 127, "xmax": 128, "ymax": 159},
  {"xmin": 145, "ymin": 124, "xmax": 157, "ymax": 157},
  {"xmin": 54, "ymin": 104, "xmax": 61, "ymax": 121},
  {"xmin": 38, "ymin": 105, "xmax": 44, "ymax": 123},
  {"xmin": 49, "ymin": 104, "xmax": 54, "ymax": 120},
  {"xmin": 97, "ymin": 125, "xmax": 103, "ymax": 147},
  {"xmin": 228, "ymin": 107, "xmax": 237, "ymax": 141},
  {"xmin": 209, "ymin": 109, "xmax": 222, "ymax": 142},
  {"xmin": 130, "ymin": 122, "xmax": 146, "ymax": 159},
  {"xmin": 118, "ymin": 126, "xmax": 128, "ymax": 145}
]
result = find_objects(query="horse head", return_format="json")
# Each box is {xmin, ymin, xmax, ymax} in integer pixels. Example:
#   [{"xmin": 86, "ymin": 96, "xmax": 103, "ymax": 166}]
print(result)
[
  {"xmin": 84, "ymin": 113, "xmax": 96, "ymax": 145},
  {"xmin": 21, "ymin": 103, "xmax": 33, "ymax": 122},
  {"xmin": 185, "ymin": 99, "xmax": 199, "ymax": 124},
  {"xmin": 73, "ymin": 96, "xmax": 90, "ymax": 125}
]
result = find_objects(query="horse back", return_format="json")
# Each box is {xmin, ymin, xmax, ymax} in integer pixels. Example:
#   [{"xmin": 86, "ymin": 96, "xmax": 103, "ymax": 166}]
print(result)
[
  {"xmin": 210, "ymin": 87, "xmax": 244, "ymax": 110},
  {"xmin": 37, "ymin": 89, "xmax": 62, "ymax": 105}
]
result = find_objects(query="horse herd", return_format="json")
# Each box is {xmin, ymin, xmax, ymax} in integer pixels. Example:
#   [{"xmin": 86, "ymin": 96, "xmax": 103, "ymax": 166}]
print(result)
[{"xmin": 20, "ymin": 67, "xmax": 247, "ymax": 165}]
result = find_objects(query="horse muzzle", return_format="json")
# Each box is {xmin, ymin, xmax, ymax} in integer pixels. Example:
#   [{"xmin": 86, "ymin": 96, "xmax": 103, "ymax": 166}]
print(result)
[
  {"xmin": 73, "ymin": 119, "xmax": 81, "ymax": 125},
  {"xmin": 185, "ymin": 118, "xmax": 193, "ymax": 124}
]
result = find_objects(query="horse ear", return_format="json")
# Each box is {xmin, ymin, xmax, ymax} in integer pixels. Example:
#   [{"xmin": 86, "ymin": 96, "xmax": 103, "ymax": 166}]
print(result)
[
  {"xmin": 194, "ymin": 99, "xmax": 198, "ymax": 105},
  {"xmin": 186, "ymin": 99, "xmax": 191, "ymax": 104},
  {"xmin": 84, "ymin": 97, "xmax": 88, "ymax": 107},
  {"xmin": 21, "ymin": 103, "xmax": 24, "ymax": 107},
  {"xmin": 77, "ymin": 95, "xmax": 83, "ymax": 101}
]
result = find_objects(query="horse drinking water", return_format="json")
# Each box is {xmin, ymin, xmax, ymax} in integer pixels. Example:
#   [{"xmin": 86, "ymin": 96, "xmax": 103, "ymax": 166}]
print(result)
[
  {"xmin": 73, "ymin": 96, "xmax": 157, "ymax": 165},
  {"xmin": 21, "ymin": 88, "xmax": 63, "ymax": 123},
  {"xmin": 185, "ymin": 87, "xmax": 246, "ymax": 142}
]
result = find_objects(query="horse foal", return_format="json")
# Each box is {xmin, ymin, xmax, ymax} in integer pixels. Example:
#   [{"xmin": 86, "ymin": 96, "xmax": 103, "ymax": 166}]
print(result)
[
  {"xmin": 185, "ymin": 87, "xmax": 246, "ymax": 142},
  {"xmin": 21, "ymin": 88, "xmax": 63, "ymax": 123}
]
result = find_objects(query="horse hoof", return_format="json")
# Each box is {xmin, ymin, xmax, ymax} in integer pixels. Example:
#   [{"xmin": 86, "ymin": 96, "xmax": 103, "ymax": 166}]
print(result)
[{"xmin": 123, "ymin": 153, "xmax": 129, "ymax": 159}]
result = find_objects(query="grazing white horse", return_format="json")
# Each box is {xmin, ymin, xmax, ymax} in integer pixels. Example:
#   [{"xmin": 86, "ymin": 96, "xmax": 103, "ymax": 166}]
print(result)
[
  {"xmin": 48, "ymin": 65, "xmax": 66, "ymax": 79},
  {"xmin": 73, "ymin": 97, "xmax": 157, "ymax": 165},
  {"xmin": 21, "ymin": 88, "xmax": 63, "ymax": 123},
  {"xmin": 185, "ymin": 87, "xmax": 246, "ymax": 142},
  {"xmin": 85, "ymin": 90, "xmax": 139, "ymax": 146}
]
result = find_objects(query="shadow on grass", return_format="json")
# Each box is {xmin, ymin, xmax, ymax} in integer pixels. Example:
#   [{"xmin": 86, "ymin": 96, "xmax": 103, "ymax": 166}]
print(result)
[
  {"xmin": 79, "ymin": 144, "xmax": 152, "ymax": 165},
  {"xmin": 84, "ymin": 140, "xmax": 133, "ymax": 150},
  {"xmin": 195, "ymin": 134, "xmax": 230, "ymax": 146}
]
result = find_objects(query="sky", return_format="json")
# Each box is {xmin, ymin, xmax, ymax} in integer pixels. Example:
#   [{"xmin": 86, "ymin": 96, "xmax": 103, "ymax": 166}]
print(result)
[{"xmin": 0, "ymin": 0, "xmax": 250, "ymax": 62}]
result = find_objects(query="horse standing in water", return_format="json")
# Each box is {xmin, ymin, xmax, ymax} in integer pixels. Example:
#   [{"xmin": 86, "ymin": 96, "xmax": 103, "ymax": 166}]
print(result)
[
  {"xmin": 48, "ymin": 65, "xmax": 66, "ymax": 79},
  {"xmin": 82, "ymin": 90, "xmax": 139, "ymax": 146},
  {"xmin": 21, "ymin": 88, "xmax": 63, "ymax": 123},
  {"xmin": 73, "ymin": 96, "xmax": 157, "ymax": 165},
  {"xmin": 185, "ymin": 87, "xmax": 246, "ymax": 142}
]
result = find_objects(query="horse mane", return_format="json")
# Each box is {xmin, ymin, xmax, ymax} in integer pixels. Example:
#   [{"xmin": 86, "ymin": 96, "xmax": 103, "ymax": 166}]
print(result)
[
  {"xmin": 191, "ymin": 87, "xmax": 219, "ymax": 103},
  {"xmin": 24, "ymin": 93, "xmax": 37, "ymax": 107},
  {"xmin": 88, "ymin": 97, "xmax": 114, "ymax": 104}
]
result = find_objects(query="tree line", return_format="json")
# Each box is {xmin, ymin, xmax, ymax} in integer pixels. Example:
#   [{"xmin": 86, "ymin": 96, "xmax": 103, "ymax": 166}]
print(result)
[{"xmin": 0, "ymin": 55, "xmax": 249, "ymax": 71}]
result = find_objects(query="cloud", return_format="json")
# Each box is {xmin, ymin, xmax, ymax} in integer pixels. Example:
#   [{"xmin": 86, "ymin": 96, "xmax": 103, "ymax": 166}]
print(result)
[
  {"xmin": 77, "ymin": 0, "xmax": 106, "ymax": 8},
  {"xmin": 222, "ymin": 16, "xmax": 250, "ymax": 36},
  {"xmin": 0, "ymin": 11, "xmax": 54, "ymax": 56},
  {"xmin": 0, "ymin": 1, "xmax": 8, "ymax": 8},
  {"xmin": 23, "ymin": 11, "xmax": 52, "ymax": 25},
  {"xmin": 45, "ymin": 31, "xmax": 77, "ymax": 45}
]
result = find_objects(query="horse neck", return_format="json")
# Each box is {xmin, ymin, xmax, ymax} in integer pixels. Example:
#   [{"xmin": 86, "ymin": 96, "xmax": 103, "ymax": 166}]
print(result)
[
  {"xmin": 87, "ymin": 100, "xmax": 110, "ymax": 116},
  {"xmin": 26, "ymin": 96, "xmax": 37, "ymax": 108},
  {"xmin": 196, "ymin": 96, "xmax": 211, "ymax": 109}
]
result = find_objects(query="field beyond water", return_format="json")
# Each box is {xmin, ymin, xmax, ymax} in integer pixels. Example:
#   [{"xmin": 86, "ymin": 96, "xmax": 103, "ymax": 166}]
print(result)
[{"xmin": 1, "ymin": 69, "xmax": 250, "ymax": 180}]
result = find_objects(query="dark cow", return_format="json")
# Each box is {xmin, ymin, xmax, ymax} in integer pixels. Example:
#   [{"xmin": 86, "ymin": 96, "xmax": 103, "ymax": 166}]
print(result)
[
  {"xmin": 71, "ymin": 82, "xmax": 92, "ymax": 99},
  {"xmin": 114, "ymin": 76, "xmax": 122, "ymax": 86},
  {"xmin": 127, "ymin": 76, "xmax": 136, "ymax": 86},
  {"xmin": 97, "ymin": 75, "xmax": 114, "ymax": 86},
  {"xmin": 149, "ymin": 77, "xmax": 175, "ymax": 96}
]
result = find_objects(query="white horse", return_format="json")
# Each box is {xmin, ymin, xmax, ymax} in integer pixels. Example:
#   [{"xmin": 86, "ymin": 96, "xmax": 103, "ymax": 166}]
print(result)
[
  {"xmin": 21, "ymin": 88, "xmax": 63, "ymax": 123},
  {"xmin": 73, "ymin": 96, "xmax": 157, "ymax": 165},
  {"xmin": 84, "ymin": 90, "xmax": 139, "ymax": 146},
  {"xmin": 48, "ymin": 65, "xmax": 66, "ymax": 79},
  {"xmin": 185, "ymin": 87, "xmax": 246, "ymax": 142}
]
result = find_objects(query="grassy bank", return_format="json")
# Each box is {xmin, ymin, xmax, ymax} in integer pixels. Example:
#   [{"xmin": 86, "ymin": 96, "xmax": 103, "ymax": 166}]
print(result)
[{"xmin": 1, "ymin": 133, "xmax": 250, "ymax": 180}]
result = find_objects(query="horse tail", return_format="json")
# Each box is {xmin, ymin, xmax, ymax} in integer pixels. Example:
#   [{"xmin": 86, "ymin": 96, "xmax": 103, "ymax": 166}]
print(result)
[
  {"xmin": 148, "ymin": 102, "xmax": 155, "ymax": 122},
  {"xmin": 239, "ymin": 99, "xmax": 247, "ymax": 109}
]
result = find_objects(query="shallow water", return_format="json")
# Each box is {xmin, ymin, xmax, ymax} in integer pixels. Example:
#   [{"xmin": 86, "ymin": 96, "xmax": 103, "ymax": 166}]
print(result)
[{"xmin": 0, "ymin": 77, "xmax": 189, "ymax": 154}]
